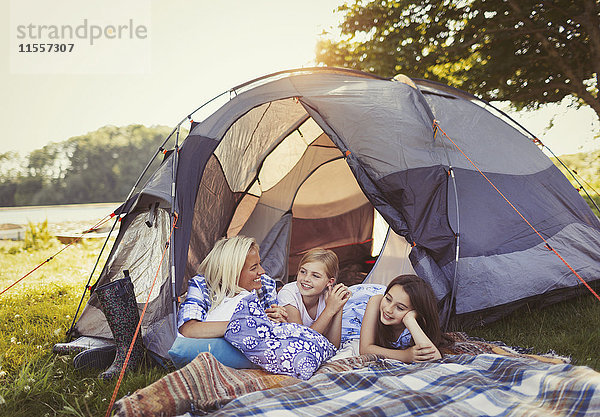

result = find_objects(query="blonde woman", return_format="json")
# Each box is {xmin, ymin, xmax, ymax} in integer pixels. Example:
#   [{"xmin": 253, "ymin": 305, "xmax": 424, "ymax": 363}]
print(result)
[
  {"xmin": 277, "ymin": 248, "xmax": 350, "ymax": 348},
  {"xmin": 178, "ymin": 236, "xmax": 287, "ymax": 338}
]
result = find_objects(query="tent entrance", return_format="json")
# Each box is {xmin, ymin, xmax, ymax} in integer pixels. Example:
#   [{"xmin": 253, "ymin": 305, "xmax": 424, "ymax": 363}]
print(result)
[
  {"xmin": 288, "ymin": 158, "xmax": 374, "ymax": 285},
  {"xmin": 214, "ymin": 103, "xmax": 414, "ymax": 286}
]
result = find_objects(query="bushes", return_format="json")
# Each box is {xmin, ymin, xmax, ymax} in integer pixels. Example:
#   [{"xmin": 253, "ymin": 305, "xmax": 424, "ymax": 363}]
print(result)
[{"xmin": 24, "ymin": 220, "xmax": 56, "ymax": 251}]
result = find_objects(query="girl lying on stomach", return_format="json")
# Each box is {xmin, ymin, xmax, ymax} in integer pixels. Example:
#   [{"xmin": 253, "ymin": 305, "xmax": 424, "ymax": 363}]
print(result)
[
  {"xmin": 359, "ymin": 275, "xmax": 443, "ymax": 362},
  {"xmin": 337, "ymin": 275, "xmax": 445, "ymax": 363}
]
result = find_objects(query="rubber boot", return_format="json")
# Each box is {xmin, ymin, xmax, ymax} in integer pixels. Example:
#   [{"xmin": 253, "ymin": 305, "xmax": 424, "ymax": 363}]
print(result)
[{"xmin": 95, "ymin": 271, "xmax": 145, "ymax": 380}]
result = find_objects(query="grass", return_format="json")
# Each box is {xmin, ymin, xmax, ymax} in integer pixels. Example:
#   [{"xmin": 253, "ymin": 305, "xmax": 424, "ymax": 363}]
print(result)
[
  {"xmin": 0, "ymin": 237, "xmax": 172, "ymax": 417},
  {"xmin": 464, "ymin": 293, "xmax": 600, "ymax": 369},
  {"xmin": 0, "ymin": 233, "xmax": 599, "ymax": 416}
]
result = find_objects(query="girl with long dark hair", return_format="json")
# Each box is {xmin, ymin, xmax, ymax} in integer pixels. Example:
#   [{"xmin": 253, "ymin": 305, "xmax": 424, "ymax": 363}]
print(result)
[{"xmin": 359, "ymin": 275, "xmax": 443, "ymax": 362}]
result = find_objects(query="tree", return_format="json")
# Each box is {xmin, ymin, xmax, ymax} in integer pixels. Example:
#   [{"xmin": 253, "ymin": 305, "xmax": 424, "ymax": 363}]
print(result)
[
  {"xmin": 0, "ymin": 125, "xmax": 180, "ymax": 206},
  {"xmin": 49, "ymin": 125, "xmax": 176, "ymax": 204},
  {"xmin": 316, "ymin": 0, "xmax": 600, "ymax": 119},
  {"xmin": 0, "ymin": 152, "xmax": 25, "ymax": 206}
]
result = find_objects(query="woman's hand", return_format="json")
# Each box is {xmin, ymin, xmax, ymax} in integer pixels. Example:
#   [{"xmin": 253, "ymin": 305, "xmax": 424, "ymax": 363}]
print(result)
[
  {"xmin": 324, "ymin": 283, "xmax": 351, "ymax": 313},
  {"xmin": 266, "ymin": 304, "xmax": 289, "ymax": 323}
]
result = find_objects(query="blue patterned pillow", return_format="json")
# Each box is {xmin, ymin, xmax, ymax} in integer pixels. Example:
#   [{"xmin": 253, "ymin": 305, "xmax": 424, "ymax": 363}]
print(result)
[{"xmin": 224, "ymin": 293, "xmax": 337, "ymax": 380}]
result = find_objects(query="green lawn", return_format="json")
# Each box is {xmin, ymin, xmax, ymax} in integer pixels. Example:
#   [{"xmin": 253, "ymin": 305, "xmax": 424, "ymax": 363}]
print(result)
[{"xmin": 464, "ymin": 293, "xmax": 600, "ymax": 370}]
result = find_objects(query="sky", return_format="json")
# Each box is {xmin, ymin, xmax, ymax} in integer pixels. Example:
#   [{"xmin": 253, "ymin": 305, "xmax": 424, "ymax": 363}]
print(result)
[{"xmin": 1, "ymin": 0, "xmax": 598, "ymax": 158}]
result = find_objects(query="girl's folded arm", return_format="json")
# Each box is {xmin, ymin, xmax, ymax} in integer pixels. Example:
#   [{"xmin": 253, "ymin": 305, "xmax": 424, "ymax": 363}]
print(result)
[
  {"xmin": 402, "ymin": 312, "xmax": 441, "ymax": 360},
  {"xmin": 360, "ymin": 339, "xmax": 421, "ymax": 362},
  {"xmin": 310, "ymin": 284, "xmax": 349, "ymax": 348},
  {"xmin": 316, "ymin": 308, "xmax": 342, "ymax": 348}
]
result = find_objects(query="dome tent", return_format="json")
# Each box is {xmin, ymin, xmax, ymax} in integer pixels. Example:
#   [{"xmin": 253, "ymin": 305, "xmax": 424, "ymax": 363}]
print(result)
[{"xmin": 71, "ymin": 67, "xmax": 600, "ymax": 359}]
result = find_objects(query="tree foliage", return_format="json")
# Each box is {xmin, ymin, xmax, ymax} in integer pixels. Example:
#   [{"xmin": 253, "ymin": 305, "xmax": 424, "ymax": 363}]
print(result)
[
  {"xmin": 317, "ymin": 0, "xmax": 600, "ymax": 118},
  {"xmin": 554, "ymin": 149, "xmax": 600, "ymax": 217},
  {"xmin": 0, "ymin": 125, "xmax": 181, "ymax": 206}
]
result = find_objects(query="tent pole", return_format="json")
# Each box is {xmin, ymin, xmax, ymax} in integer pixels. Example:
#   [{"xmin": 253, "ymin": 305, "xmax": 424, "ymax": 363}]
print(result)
[
  {"xmin": 123, "ymin": 128, "xmax": 179, "ymax": 205},
  {"xmin": 434, "ymin": 122, "xmax": 461, "ymax": 331},
  {"xmin": 446, "ymin": 168, "xmax": 461, "ymax": 331},
  {"xmin": 169, "ymin": 126, "xmax": 181, "ymax": 337},
  {"xmin": 118, "ymin": 85, "xmax": 230, "ymax": 208}
]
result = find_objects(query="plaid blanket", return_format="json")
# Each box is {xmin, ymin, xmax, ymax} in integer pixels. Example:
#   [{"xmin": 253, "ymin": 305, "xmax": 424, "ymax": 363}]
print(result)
[
  {"xmin": 211, "ymin": 354, "xmax": 600, "ymax": 417},
  {"xmin": 113, "ymin": 352, "xmax": 379, "ymax": 416},
  {"xmin": 114, "ymin": 333, "xmax": 596, "ymax": 416}
]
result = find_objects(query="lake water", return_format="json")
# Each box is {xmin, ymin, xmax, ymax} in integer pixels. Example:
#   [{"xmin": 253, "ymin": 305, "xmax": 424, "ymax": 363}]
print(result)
[{"xmin": 0, "ymin": 202, "xmax": 122, "ymax": 225}]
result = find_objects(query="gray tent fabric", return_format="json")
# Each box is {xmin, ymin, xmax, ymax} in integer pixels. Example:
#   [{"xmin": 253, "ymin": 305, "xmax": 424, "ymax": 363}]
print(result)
[
  {"xmin": 259, "ymin": 212, "xmax": 293, "ymax": 282},
  {"xmin": 73, "ymin": 68, "xmax": 600, "ymax": 358}
]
